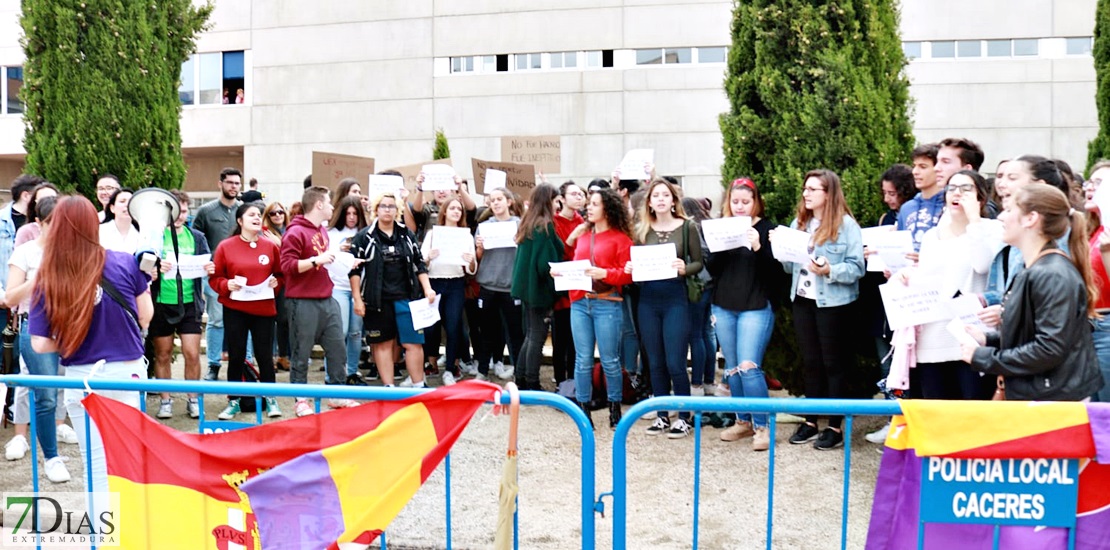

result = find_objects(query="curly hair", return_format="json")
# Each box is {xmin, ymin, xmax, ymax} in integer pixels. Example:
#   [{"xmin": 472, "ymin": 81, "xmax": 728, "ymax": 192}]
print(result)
[{"xmin": 590, "ymin": 188, "xmax": 632, "ymax": 237}]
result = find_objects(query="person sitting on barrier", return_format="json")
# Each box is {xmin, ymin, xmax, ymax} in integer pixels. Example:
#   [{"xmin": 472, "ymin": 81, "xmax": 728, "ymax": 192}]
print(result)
[
  {"xmin": 210, "ymin": 202, "xmax": 284, "ymax": 420},
  {"xmin": 709, "ymin": 178, "xmax": 778, "ymax": 451},
  {"xmin": 30, "ymin": 195, "xmax": 153, "ymax": 495},
  {"xmin": 771, "ymin": 169, "xmax": 865, "ymax": 451},
  {"xmin": 961, "ymin": 183, "xmax": 1105, "ymax": 401},
  {"xmin": 562, "ymin": 188, "xmax": 633, "ymax": 429}
]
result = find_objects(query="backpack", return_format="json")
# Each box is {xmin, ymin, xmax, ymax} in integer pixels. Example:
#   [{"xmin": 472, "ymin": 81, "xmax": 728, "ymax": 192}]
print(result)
[
  {"xmin": 589, "ymin": 362, "xmax": 650, "ymax": 409},
  {"xmin": 235, "ymin": 360, "xmax": 268, "ymax": 413}
]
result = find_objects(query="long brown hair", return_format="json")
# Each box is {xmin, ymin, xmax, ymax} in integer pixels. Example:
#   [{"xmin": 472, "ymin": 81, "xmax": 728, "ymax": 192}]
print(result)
[
  {"xmin": 796, "ymin": 169, "xmax": 853, "ymax": 245},
  {"xmin": 262, "ymin": 201, "xmax": 286, "ymax": 235},
  {"xmin": 515, "ymin": 183, "xmax": 558, "ymax": 243},
  {"xmin": 634, "ymin": 179, "xmax": 687, "ymax": 243},
  {"xmin": 1013, "ymin": 184, "xmax": 1098, "ymax": 318},
  {"xmin": 436, "ymin": 198, "xmax": 469, "ymax": 228},
  {"xmin": 34, "ymin": 196, "xmax": 105, "ymax": 357},
  {"xmin": 329, "ymin": 195, "xmax": 368, "ymax": 231}
]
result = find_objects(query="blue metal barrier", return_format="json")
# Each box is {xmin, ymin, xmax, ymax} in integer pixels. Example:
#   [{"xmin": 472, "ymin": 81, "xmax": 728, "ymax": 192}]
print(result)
[
  {"xmin": 610, "ymin": 396, "xmax": 901, "ymax": 550},
  {"xmin": 3, "ymin": 374, "xmax": 598, "ymax": 550}
]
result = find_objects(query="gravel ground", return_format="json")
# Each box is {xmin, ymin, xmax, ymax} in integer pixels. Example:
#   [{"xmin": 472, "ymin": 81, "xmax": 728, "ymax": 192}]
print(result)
[{"xmin": 0, "ymin": 356, "xmax": 887, "ymax": 549}]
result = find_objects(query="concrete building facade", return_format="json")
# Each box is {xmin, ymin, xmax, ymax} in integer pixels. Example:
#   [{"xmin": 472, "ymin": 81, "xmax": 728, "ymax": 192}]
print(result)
[{"xmin": 0, "ymin": 0, "xmax": 1100, "ymax": 205}]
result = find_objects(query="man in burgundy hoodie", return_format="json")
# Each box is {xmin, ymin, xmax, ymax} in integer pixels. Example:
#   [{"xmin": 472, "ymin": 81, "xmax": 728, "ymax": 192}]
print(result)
[{"xmin": 279, "ymin": 186, "xmax": 350, "ymax": 416}]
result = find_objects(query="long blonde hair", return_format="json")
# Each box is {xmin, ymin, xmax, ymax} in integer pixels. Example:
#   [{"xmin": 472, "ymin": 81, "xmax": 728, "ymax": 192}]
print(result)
[
  {"xmin": 795, "ymin": 169, "xmax": 853, "ymax": 245},
  {"xmin": 634, "ymin": 179, "xmax": 687, "ymax": 243}
]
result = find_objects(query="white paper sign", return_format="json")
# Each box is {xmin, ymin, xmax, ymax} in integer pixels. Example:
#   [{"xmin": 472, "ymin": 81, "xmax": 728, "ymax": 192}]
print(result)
[
  {"xmin": 478, "ymin": 219, "xmax": 518, "ymax": 249},
  {"xmin": 333, "ymin": 251, "xmax": 356, "ymax": 273},
  {"xmin": 230, "ymin": 275, "xmax": 275, "ymax": 302},
  {"xmin": 617, "ymin": 149, "xmax": 654, "ymax": 180},
  {"xmin": 427, "ymin": 226, "xmax": 472, "ymax": 266},
  {"xmin": 484, "ymin": 168, "xmax": 507, "ymax": 190},
  {"xmin": 946, "ymin": 293, "xmax": 989, "ymax": 331},
  {"xmin": 770, "ymin": 226, "xmax": 813, "ymax": 265},
  {"xmin": 421, "ymin": 164, "xmax": 457, "ymax": 192},
  {"xmin": 549, "ymin": 260, "xmax": 593, "ymax": 292},
  {"xmin": 871, "ymin": 230, "xmax": 914, "ymax": 272},
  {"xmin": 630, "ymin": 243, "xmax": 678, "ymax": 282},
  {"xmin": 1095, "ymin": 182, "xmax": 1110, "ymax": 228},
  {"xmin": 366, "ymin": 174, "xmax": 405, "ymax": 200},
  {"xmin": 701, "ymin": 216, "xmax": 751, "ymax": 252},
  {"xmin": 879, "ymin": 281, "xmax": 950, "ymax": 331},
  {"xmin": 409, "ymin": 294, "xmax": 442, "ymax": 331},
  {"xmin": 166, "ymin": 253, "xmax": 211, "ymax": 279},
  {"xmin": 946, "ymin": 318, "xmax": 982, "ymax": 348}
]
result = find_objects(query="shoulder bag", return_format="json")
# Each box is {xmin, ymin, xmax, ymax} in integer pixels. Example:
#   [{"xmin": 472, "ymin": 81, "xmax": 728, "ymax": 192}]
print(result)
[{"xmin": 682, "ymin": 220, "xmax": 704, "ymax": 303}]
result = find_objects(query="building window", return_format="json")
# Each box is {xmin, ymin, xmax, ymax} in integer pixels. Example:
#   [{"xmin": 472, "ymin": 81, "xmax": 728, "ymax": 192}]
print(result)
[
  {"xmin": 986, "ymin": 40, "xmax": 1011, "ymax": 57},
  {"xmin": 4, "ymin": 67, "xmax": 23, "ymax": 115},
  {"xmin": 515, "ymin": 53, "xmax": 542, "ymax": 70},
  {"xmin": 698, "ymin": 47, "xmax": 727, "ymax": 63},
  {"xmin": 931, "ymin": 41, "xmax": 955, "ymax": 58},
  {"xmin": 180, "ymin": 50, "xmax": 247, "ymax": 106},
  {"xmin": 957, "ymin": 40, "xmax": 981, "ymax": 58},
  {"xmin": 1013, "ymin": 39, "xmax": 1038, "ymax": 56},
  {"xmin": 636, "ymin": 49, "xmax": 663, "ymax": 65},
  {"xmin": 902, "ymin": 42, "xmax": 922, "ymax": 59},
  {"xmin": 482, "ymin": 55, "xmax": 496, "ymax": 72},
  {"xmin": 450, "ymin": 56, "xmax": 476, "ymax": 73},
  {"xmin": 1066, "ymin": 37, "xmax": 1093, "ymax": 55},
  {"xmin": 636, "ymin": 48, "xmax": 692, "ymax": 65},
  {"xmin": 550, "ymin": 52, "xmax": 577, "ymax": 69},
  {"xmin": 665, "ymin": 48, "xmax": 692, "ymax": 64}
]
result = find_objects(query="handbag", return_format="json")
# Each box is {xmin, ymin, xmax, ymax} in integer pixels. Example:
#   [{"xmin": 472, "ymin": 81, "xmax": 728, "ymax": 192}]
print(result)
[
  {"xmin": 1, "ymin": 311, "xmax": 16, "ymax": 375},
  {"xmin": 681, "ymin": 220, "xmax": 704, "ymax": 303}
]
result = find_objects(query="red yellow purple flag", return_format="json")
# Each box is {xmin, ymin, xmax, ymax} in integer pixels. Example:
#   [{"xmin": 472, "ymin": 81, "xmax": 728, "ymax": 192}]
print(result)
[{"xmin": 82, "ymin": 380, "xmax": 501, "ymax": 550}]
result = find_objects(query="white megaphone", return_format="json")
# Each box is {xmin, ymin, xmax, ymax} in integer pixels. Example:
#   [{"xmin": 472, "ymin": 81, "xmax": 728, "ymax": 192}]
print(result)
[{"xmin": 127, "ymin": 187, "xmax": 180, "ymax": 271}]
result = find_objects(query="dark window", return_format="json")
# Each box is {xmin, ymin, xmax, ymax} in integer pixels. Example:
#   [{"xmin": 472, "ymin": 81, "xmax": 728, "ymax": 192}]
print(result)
[
  {"xmin": 496, "ymin": 54, "xmax": 509, "ymax": 72},
  {"xmin": 602, "ymin": 50, "xmax": 614, "ymax": 68}
]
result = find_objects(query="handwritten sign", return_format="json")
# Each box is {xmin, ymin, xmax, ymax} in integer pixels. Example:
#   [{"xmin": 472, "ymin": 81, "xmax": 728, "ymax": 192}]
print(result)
[
  {"xmin": 630, "ymin": 243, "xmax": 678, "ymax": 282},
  {"xmin": 421, "ymin": 164, "xmax": 457, "ymax": 192},
  {"xmin": 770, "ymin": 226, "xmax": 813, "ymax": 265},
  {"xmin": 365, "ymin": 174, "xmax": 406, "ymax": 202},
  {"xmin": 617, "ymin": 149, "xmax": 653, "ymax": 181},
  {"xmin": 862, "ymin": 227, "xmax": 914, "ymax": 272},
  {"xmin": 920, "ymin": 457, "xmax": 1079, "ymax": 528},
  {"xmin": 549, "ymin": 260, "xmax": 593, "ymax": 292},
  {"xmin": 165, "ymin": 253, "xmax": 212, "ymax": 280},
  {"xmin": 501, "ymin": 135, "xmax": 561, "ymax": 174},
  {"xmin": 879, "ymin": 280, "xmax": 949, "ymax": 331},
  {"xmin": 385, "ymin": 158, "xmax": 453, "ymax": 195},
  {"xmin": 311, "ymin": 152, "xmax": 375, "ymax": 191},
  {"xmin": 230, "ymin": 275, "xmax": 275, "ymax": 302},
  {"xmin": 426, "ymin": 226, "xmax": 473, "ymax": 266},
  {"xmin": 702, "ymin": 216, "xmax": 751, "ymax": 252},
  {"xmin": 471, "ymin": 158, "xmax": 536, "ymax": 201},
  {"xmin": 478, "ymin": 219, "xmax": 519, "ymax": 249},
  {"xmin": 409, "ymin": 294, "xmax": 442, "ymax": 331}
]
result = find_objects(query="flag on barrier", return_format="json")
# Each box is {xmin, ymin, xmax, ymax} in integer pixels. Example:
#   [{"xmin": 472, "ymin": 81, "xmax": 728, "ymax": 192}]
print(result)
[
  {"xmin": 865, "ymin": 401, "xmax": 1110, "ymax": 550},
  {"xmin": 82, "ymin": 380, "xmax": 501, "ymax": 550}
]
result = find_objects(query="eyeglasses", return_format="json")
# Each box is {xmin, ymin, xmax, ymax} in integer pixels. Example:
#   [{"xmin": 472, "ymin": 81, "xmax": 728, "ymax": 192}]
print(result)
[
  {"xmin": 378, "ymin": 204, "xmax": 398, "ymax": 211},
  {"xmin": 802, "ymin": 187, "xmax": 825, "ymax": 194},
  {"xmin": 269, "ymin": 211, "xmax": 285, "ymax": 216},
  {"xmin": 97, "ymin": 186, "xmax": 120, "ymax": 193},
  {"xmin": 1084, "ymin": 179, "xmax": 1102, "ymax": 191},
  {"xmin": 946, "ymin": 184, "xmax": 975, "ymax": 194}
]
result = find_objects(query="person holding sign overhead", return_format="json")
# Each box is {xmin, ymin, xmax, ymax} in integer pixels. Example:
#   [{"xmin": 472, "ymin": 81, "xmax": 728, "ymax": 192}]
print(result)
[
  {"xmin": 707, "ymin": 178, "xmax": 780, "ymax": 451},
  {"xmin": 511, "ymin": 183, "xmax": 564, "ymax": 391},
  {"xmin": 566, "ymin": 188, "xmax": 633, "ymax": 429},
  {"xmin": 960, "ymin": 184, "xmax": 1103, "ymax": 401},
  {"xmin": 625, "ymin": 179, "xmax": 703, "ymax": 439},
  {"xmin": 771, "ymin": 169, "xmax": 864, "ymax": 451},
  {"xmin": 474, "ymin": 187, "xmax": 523, "ymax": 381},
  {"xmin": 350, "ymin": 192, "xmax": 436, "ymax": 389},
  {"xmin": 209, "ymin": 202, "xmax": 284, "ymax": 420}
]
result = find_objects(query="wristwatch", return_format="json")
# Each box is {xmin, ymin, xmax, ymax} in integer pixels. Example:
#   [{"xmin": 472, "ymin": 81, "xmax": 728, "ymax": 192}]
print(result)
[{"xmin": 310, "ymin": 258, "xmax": 317, "ymax": 267}]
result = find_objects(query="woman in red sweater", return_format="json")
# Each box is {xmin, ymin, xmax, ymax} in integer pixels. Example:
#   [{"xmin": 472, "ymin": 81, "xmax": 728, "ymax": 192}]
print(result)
[
  {"xmin": 563, "ymin": 188, "xmax": 633, "ymax": 428},
  {"xmin": 210, "ymin": 202, "xmax": 284, "ymax": 420}
]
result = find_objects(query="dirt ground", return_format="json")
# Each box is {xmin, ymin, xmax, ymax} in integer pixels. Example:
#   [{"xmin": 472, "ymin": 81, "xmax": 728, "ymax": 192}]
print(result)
[{"xmin": 0, "ymin": 356, "xmax": 887, "ymax": 549}]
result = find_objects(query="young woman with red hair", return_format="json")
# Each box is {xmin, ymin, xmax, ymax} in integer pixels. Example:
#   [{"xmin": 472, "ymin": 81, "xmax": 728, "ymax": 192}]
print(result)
[{"xmin": 30, "ymin": 195, "xmax": 153, "ymax": 495}]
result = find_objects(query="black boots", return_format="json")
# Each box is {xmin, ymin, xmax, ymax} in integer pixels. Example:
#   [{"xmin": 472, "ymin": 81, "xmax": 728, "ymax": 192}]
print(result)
[
  {"xmin": 609, "ymin": 401, "xmax": 622, "ymax": 428},
  {"xmin": 578, "ymin": 401, "xmax": 594, "ymax": 429}
]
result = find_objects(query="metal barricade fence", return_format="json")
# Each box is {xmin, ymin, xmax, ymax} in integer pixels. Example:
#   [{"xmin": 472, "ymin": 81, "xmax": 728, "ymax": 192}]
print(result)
[
  {"xmin": 609, "ymin": 396, "xmax": 902, "ymax": 550},
  {"xmin": 0, "ymin": 374, "xmax": 598, "ymax": 550}
]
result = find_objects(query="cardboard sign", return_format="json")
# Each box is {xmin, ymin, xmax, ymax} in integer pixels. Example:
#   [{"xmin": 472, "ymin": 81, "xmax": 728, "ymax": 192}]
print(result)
[
  {"xmin": 384, "ymin": 158, "xmax": 453, "ymax": 195},
  {"xmin": 501, "ymin": 135, "xmax": 561, "ymax": 174},
  {"xmin": 471, "ymin": 158, "xmax": 536, "ymax": 201},
  {"xmin": 311, "ymin": 152, "xmax": 375, "ymax": 191}
]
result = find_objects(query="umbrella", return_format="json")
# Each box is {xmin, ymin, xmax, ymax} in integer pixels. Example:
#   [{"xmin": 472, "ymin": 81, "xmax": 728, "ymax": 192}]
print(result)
[{"xmin": 494, "ymin": 382, "xmax": 520, "ymax": 550}]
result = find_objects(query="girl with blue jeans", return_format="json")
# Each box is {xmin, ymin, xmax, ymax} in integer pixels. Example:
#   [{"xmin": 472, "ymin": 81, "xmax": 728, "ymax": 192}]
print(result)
[
  {"xmin": 326, "ymin": 196, "xmax": 368, "ymax": 383},
  {"xmin": 708, "ymin": 178, "xmax": 779, "ymax": 451}
]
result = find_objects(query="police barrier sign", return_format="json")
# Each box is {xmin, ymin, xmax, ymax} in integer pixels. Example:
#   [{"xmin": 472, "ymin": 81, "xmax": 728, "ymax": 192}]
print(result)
[{"xmin": 919, "ymin": 457, "xmax": 1079, "ymax": 527}]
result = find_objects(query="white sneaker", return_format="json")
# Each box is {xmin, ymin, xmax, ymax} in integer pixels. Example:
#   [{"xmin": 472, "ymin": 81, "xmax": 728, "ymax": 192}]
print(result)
[
  {"xmin": 55, "ymin": 424, "xmax": 79, "ymax": 445},
  {"xmin": 865, "ymin": 422, "xmax": 891, "ymax": 444},
  {"xmin": 157, "ymin": 399, "xmax": 174, "ymax": 419},
  {"xmin": 5, "ymin": 435, "xmax": 29, "ymax": 461},
  {"xmin": 399, "ymin": 376, "xmax": 415, "ymax": 388},
  {"xmin": 690, "ymin": 385, "xmax": 705, "ymax": 397},
  {"xmin": 294, "ymin": 399, "xmax": 314, "ymax": 417},
  {"xmin": 713, "ymin": 383, "xmax": 732, "ymax": 397},
  {"xmin": 441, "ymin": 371, "xmax": 457, "ymax": 386},
  {"xmin": 474, "ymin": 372, "xmax": 489, "ymax": 382},
  {"xmin": 667, "ymin": 418, "xmax": 693, "ymax": 439},
  {"xmin": 327, "ymin": 399, "xmax": 360, "ymax": 409},
  {"xmin": 437, "ymin": 356, "xmax": 446, "ymax": 369},
  {"xmin": 461, "ymin": 360, "xmax": 479, "ymax": 376},
  {"xmin": 187, "ymin": 399, "xmax": 200, "ymax": 419},
  {"xmin": 493, "ymin": 361, "xmax": 514, "ymax": 380},
  {"xmin": 44, "ymin": 456, "xmax": 71, "ymax": 484}
]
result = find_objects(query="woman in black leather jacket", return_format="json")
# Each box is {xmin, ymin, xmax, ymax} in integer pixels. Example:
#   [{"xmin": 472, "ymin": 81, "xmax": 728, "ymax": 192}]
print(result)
[{"xmin": 960, "ymin": 184, "xmax": 1104, "ymax": 400}]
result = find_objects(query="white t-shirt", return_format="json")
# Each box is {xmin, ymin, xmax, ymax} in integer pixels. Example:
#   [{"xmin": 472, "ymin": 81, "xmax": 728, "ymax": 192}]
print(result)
[
  {"xmin": 99, "ymin": 222, "xmax": 139, "ymax": 254},
  {"xmin": 326, "ymin": 227, "xmax": 358, "ymax": 292},
  {"xmin": 8, "ymin": 240, "xmax": 43, "ymax": 312}
]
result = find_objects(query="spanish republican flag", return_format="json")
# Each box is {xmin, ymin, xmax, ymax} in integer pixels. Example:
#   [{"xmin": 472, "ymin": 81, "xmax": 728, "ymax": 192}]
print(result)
[
  {"xmin": 865, "ymin": 401, "xmax": 1110, "ymax": 550},
  {"xmin": 82, "ymin": 381, "xmax": 502, "ymax": 550}
]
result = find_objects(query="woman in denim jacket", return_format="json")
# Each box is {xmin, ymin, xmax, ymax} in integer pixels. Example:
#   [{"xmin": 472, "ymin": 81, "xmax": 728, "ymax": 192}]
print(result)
[{"xmin": 772, "ymin": 169, "xmax": 864, "ymax": 451}]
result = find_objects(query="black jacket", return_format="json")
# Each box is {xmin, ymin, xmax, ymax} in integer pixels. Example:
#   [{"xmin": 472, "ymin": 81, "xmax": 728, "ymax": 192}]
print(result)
[
  {"xmin": 348, "ymin": 223, "xmax": 428, "ymax": 311},
  {"xmin": 970, "ymin": 247, "xmax": 1104, "ymax": 400}
]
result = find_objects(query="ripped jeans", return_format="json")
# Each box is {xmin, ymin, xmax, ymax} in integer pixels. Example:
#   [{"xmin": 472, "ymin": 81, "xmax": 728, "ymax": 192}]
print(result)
[{"xmin": 712, "ymin": 302, "xmax": 773, "ymax": 428}]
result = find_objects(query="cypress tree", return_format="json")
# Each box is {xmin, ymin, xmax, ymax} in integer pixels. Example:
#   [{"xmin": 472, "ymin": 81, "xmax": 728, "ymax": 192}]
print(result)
[
  {"xmin": 1089, "ymin": 0, "xmax": 1110, "ymax": 170},
  {"xmin": 433, "ymin": 128, "xmax": 451, "ymax": 160},
  {"xmin": 20, "ymin": 0, "xmax": 211, "ymax": 195},
  {"xmin": 718, "ymin": 0, "xmax": 913, "ymax": 395}
]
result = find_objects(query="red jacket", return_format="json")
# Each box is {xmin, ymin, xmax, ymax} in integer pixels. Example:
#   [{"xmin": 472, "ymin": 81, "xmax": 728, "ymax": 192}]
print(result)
[
  {"xmin": 210, "ymin": 237, "xmax": 283, "ymax": 317},
  {"xmin": 553, "ymin": 211, "xmax": 584, "ymax": 310},
  {"xmin": 279, "ymin": 215, "xmax": 334, "ymax": 299},
  {"xmin": 570, "ymin": 228, "xmax": 633, "ymax": 302}
]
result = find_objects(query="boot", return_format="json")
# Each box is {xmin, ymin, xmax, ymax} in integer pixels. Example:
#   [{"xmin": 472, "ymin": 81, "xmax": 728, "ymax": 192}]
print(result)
[
  {"xmin": 275, "ymin": 356, "xmax": 290, "ymax": 372},
  {"xmin": 608, "ymin": 401, "xmax": 623, "ymax": 429},
  {"xmin": 578, "ymin": 401, "xmax": 594, "ymax": 430}
]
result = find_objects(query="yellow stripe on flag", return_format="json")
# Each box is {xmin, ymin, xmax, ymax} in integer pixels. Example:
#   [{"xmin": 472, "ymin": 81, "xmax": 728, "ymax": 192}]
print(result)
[
  {"xmin": 898, "ymin": 400, "xmax": 1089, "ymax": 456},
  {"xmin": 109, "ymin": 476, "xmax": 254, "ymax": 550},
  {"xmin": 321, "ymin": 402, "xmax": 440, "ymax": 543}
]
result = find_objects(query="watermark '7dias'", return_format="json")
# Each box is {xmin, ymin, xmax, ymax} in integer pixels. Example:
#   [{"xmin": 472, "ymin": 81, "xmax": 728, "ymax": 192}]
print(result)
[{"xmin": 3, "ymin": 492, "xmax": 120, "ymax": 548}]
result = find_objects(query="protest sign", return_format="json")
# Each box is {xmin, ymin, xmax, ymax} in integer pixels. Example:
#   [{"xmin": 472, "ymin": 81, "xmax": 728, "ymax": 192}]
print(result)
[
  {"xmin": 471, "ymin": 158, "xmax": 536, "ymax": 201},
  {"xmin": 311, "ymin": 152, "xmax": 375, "ymax": 190},
  {"xmin": 501, "ymin": 135, "xmax": 561, "ymax": 174}
]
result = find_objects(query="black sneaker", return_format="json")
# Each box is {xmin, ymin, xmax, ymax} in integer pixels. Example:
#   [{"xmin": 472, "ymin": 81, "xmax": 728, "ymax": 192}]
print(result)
[
  {"xmin": 645, "ymin": 416, "xmax": 670, "ymax": 435},
  {"xmin": 814, "ymin": 428, "xmax": 844, "ymax": 451},
  {"xmin": 204, "ymin": 364, "xmax": 220, "ymax": 381},
  {"xmin": 365, "ymin": 363, "xmax": 379, "ymax": 381},
  {"xmin": 346, "ymin": 373, "xmax": 368, "ymax": 386},
  {"xmin": 789, "ymin": 422, "xmax": 820, "ymax": 445}
]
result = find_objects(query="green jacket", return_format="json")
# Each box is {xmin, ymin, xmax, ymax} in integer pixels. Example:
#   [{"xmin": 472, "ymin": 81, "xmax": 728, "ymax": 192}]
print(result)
[{"xmin": 511, "ymin": 223, "xmax": 564, "ymax": 308}]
